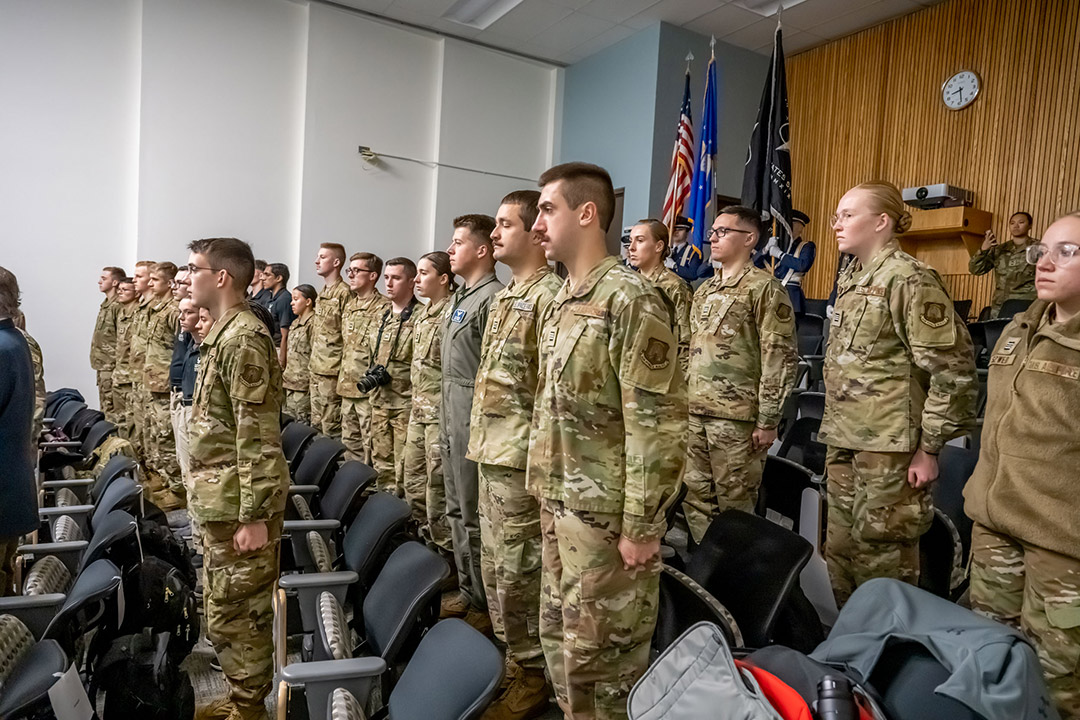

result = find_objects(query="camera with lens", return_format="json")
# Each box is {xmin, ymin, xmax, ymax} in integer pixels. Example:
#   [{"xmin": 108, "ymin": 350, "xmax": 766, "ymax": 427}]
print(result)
[{"xmin": 356, "ymin": 364, "xmax": 391, "ymax": 393}]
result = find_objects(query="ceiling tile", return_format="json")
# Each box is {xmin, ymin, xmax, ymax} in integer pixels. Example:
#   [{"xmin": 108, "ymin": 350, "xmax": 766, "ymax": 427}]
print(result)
[
  {"xmin": 541, "ymin": 0, "xmax": 593, "ymax": 10},
  {"xmin": 572, "ymin": 22, "xmax": 636, "ymax": 56},
  {"xmin": 783, "ymin": 29, "xmax": 828, "ymax": 53},
  {"xmin": 691, "ymin": 4, "xmax": 764, "ymax": 39},
  {"xmin": 529, "ymin": 11, "xmax": 616, "ymax": 53},
  {"xmin": 387, "ymin": 0, "xmax": 457, "ymax": 16},
  {"xmin": 578, "ymin": 0, "xmax": 662, "ymax": 25},
  {"xmin": 807, "ymin": 0, "xmax": 922, "ymax": 39},
  {"xmin": 623, "ymin": 0, "xmax": 724, "ymax": 29},
  {"xmin": 486, "ymin": 2, "xmax": 574, "ymax": 40},
  {"xmin": 721, "ymin": 16, "xmax": 783, "ymax": 51},
  {"xmin": 776, "ymin": 0, "xmax": 876, "ymax": 32},
  {"xmin": 330, "ymin": 0, "xmax": 396, "ymax": 14}
]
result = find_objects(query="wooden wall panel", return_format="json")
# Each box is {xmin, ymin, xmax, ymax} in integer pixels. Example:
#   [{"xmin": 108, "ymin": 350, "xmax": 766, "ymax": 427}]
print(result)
[{"xmin": 788, "ymin": 0, "xmax": 1080, "ymax": 309}]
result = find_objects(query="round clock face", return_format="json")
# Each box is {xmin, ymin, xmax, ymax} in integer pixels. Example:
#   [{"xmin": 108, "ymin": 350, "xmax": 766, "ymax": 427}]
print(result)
[{"xmin": 942, "ymin": 70, "xmax": 980, "ymax": 110}]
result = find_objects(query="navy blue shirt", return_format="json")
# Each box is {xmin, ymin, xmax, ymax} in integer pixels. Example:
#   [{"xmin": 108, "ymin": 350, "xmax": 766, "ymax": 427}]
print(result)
[
  {"xmin": 181, "ymin": 342, "xmax": 200, "ymax": 405},
  {"xmin": 170, "ymin": 331, "xmax": 193, "ymax": 391},
  {"xmin": 266, "ymin": 288, "xmax": 296, "ymax": 346},
  {"xmin": 0, "ymin": 318, "xmax": 38, "ymax": 538}
]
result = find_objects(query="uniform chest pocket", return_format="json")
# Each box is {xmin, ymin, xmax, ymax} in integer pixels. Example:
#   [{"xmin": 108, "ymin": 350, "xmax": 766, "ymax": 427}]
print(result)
[
  {"xmin": 553, "ymin": 317, "xmax": 611, "ymax": 402},
  {"xmin": 492, "ymin": 312, "xmax": 527, "ymax": 379},
  {"xmin": 838, "ymin": 295, "xmax": 888, "ymax": 358},
  {"xmin": 714, "ymin": 297, "xmax": 749, "ymax": 338}
]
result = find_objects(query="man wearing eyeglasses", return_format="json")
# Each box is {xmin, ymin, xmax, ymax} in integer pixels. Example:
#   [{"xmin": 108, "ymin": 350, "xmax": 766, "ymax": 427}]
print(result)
[
  {"xmin": 309, "ymin": 243, "xmax": 350, "ymax": 437},
  {"xmin": 338, "ymin": 252, "xmax": 389, "ymax": 463},
  {"xmin": 684, "ymin": 205, "xmax": 798, "ymax": 544}
]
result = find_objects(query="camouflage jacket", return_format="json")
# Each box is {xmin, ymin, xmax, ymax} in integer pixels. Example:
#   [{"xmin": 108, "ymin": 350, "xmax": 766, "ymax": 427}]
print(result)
[
  {"xmin": 688, "ymin": 265, "xmax": 798, "ymax": 427},
  {"xmin": 142, "ymin": 296, "xmax": 179, "ymax": 393},
  {"xmin": 467, "ymin": 266, "xmax": 562, "ymax": 470},
  {"xmin": 408, "ymin": 296, "xmax": 449, "ymax": 425},
  {"xmin": 963, "ymin": 301, "xmax": 1080, "ymax": 558},
  {"xmin": 820, "ymin": 241, "xmax": 977, "ymax": 454},
  {"xmin": 526, "ymin": 256, "xmax": 687, "ymax": 542},
  {"xmin": 90, "ymin": 296, "xmax": 119, "ymax": 371},
  {"xmin": 282, "ymin": 311, "xmax": 313, "ymax": 391},
  {"xmin": 21, "ymin": 329, "xmax": 45, "ymax": 440},
  {"xmin": 368, "ymin": 301, "xmax": 416, "ymax": 410},
  {"xmin": 968, "ymin": 238, "xmax": 1038, "ymax": 314},
  {"xmin": 309, "ymin": 279, "xmax": 351, "ymax": 377},
  {"xmin": 188, "ymin": 304, "xmax": 289, "ymax": 524},
  {"xmin": 441, "ymin": 273, "xmax": 504, "ymax": 392},
  {"xmin": 641, "ymin": 264, "xmax": 692, "ymax": 372},
  {"xmin": 111, "ymin": 302, "xmax": 138, "ymax": 386},
  {"xmin": 338, "ymin": 291, "xmax": 391, "ymax": 400},
  {"xmin": 127, "ymin": 298, "xmax": 153, "ymax": 387}
]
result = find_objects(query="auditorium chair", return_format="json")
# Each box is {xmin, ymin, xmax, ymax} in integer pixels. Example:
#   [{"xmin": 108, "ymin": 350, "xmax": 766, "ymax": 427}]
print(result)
[
  {"xmin": 292, "ymin": 436, "xmax": 347, "ymax": 491},
  {"xmin": 777, "ymin": 414, "xmax": 826, "ymax": 476},
  {"xmin": 654, "ymin": 564, "xmax": 742, "ymax": 657},
  {"xmin": 282, "ymin": 421, "xmax": 319, "ymax": 476},
  {"xmin": 282, "ymin": 460, "xmax": 377, "ymax": 572},
  {"xmin": 997, "ymin": 297, "xmax": 1033, "ymax": 320},
  {"xmin": 39, "ymin": 476, "xmax": 142, "ymax": 540},
  {"xmin": 968, "ymin": 318, "xmax": 1010, "ymax": 367},
  {"xmin": 38, "ymin": 419, "xmax": 117, "ymax": 478},
  {"xmin": 953, "ymin": 298, "xmax": 973, "ymax": 323},
  {"xmin": 794, "ymin": 312, "xmax": 825, "ymax": 357},
  {"xmin": 755, "ymin": 455, "xmax": 821, "ymax": 538},
  {"xmin": 41, "ymin": 453, "xmax": 138, "ymax": 506}
]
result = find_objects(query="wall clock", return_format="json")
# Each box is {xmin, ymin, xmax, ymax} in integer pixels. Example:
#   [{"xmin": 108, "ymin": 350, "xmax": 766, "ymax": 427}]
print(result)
[{"xmin": 942, "ymin": 70, "xmax": 980, "ymax": 110}]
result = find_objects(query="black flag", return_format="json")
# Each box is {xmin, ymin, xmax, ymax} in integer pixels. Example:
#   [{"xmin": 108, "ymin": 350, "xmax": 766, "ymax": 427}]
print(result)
[{"xmin": 741, "ymin": 22, "xmax": 793, "ymax": 250}]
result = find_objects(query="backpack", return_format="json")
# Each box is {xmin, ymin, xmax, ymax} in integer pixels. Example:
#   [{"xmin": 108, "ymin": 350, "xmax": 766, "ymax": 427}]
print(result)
[
  {"xmin": 91, "ymin": 629, "xmax": 195, "ymax": 720},
  {"xmin": 117, "ymin": 555, "xmax": 200, "ymax": 660}
]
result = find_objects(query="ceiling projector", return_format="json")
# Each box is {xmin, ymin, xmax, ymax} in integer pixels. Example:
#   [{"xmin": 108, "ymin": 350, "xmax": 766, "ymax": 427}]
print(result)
[{"xmin": 902, "ymin": 183, "xmax": 974, "ymax": 210}]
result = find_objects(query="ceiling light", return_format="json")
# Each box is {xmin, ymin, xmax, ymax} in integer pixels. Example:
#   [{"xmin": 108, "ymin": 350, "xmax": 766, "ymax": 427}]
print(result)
[
  {"xmin": 729, "ymin": 0, "xmax": 810, "ymax": 18},
  {"xmin": 443, "ymin": 0, "xmax": 526, "ymax": 29}
]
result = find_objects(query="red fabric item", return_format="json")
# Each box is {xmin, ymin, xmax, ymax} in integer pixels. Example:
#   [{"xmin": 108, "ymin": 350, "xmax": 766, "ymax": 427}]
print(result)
[{"xmin": 736, "ymin": 659, "xmax": 814, "ymax": 720}]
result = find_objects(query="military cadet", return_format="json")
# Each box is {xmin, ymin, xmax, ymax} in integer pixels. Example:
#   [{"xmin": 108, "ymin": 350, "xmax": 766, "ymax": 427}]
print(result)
[
  {"xmin": 338, "ymin": 253, "xmax": 390, "ymax": 463},
  {"xmin": 14, "ymin": 313, "xmax": 46, "ymax": 444},
  {"xmin": 969, "ymin": 211, "xmax": 1040, "ymax": 317},
  {"xmin": 668, "ymin": 215, "xmax": 712, "ymax": 282},
  {"xmin": 128, "ymin": 260, "xmax": 156, "ymax": 456},
  {"xmin": 403, "ymin": 252, "xmax": 455, "ymax": 552},
  {"xmin": 186, "ymin": 237, "xmax": 289, "ymax": 720},
  {"xmin": 249, "ymin": 259, "xmax": 272, "ymax": 307},
  {"xmin": 627, "ymin": 219, "xmax": 692, "ymax": 370},
  {"xmin": 90, "ymin": 266, "xmax": 125, "ymax": 418},
  {"xmin": 309, "ymin": 243, "xmax": 350, "ymax": 437},
  {"xmin": 468, "ymin": 190, "xmax": 561, "ymax": 719},
  {"xmin": 282, "ymin": 284, "xmax": 316, "ymax": 423},
  {"xmin": 440, "ymin": 214, "xmax": 504, "ymax": 626},
  {"xmin": 757, "ymin": 209, "xmax": 816, "ymax": 313},
  {"xmin": 684, "ymin": 206, "xmax": 798, "ymax": 543},
  {"xmin": 264, "ymin": 263, "xmax": 295, "ymax": 357},
  {"xmin": 529, "ymin": 162, "xmax": 687, "ymax": 719},
  {"xmin": 174, "ymin": 296, "xmax": 201, "ymax": 545},
  {"xmin": 111, "ymin": 278, "xmax": 139, "ymax": 442},
  {"xmin": 820, "ymin": 181, "xmax": 977, "ymax": 607},
  {"xmin": 142, "ymin": 262, "xmax": 185, "ymax": 511},
  {"xmin": 964, "ymin": 212, "xmax": 1080, "ymax": 720}
]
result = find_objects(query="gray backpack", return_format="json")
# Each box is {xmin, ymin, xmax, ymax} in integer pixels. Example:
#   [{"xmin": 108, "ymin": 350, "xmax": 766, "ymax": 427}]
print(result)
[{"xmin": 628, "ymin": 622, "xmax": 784, "ymax": 720}]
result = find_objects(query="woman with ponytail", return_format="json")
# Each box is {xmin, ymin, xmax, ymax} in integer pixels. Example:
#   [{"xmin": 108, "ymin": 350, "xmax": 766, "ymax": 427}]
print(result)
[{"xmin": 818, "ymin": 181, "xmax": 978, "ymax": 607}]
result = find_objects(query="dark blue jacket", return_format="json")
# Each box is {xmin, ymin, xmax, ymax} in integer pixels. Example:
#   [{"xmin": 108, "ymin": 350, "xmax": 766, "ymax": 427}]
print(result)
[{"xmin": 0, "ymin": 318, "xmax": 38, "ymax": 538}]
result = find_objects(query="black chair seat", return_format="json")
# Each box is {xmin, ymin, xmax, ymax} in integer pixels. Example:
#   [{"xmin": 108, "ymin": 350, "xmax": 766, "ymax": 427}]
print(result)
[
  {"xmin": 755, "ymin": 455, "xmax": 819, "ymax": 535},
  {"xmin": 44, "ymin": 559, "xmax": 123, "ymax": 651},
  {"xmin": 654, "ymin": 565, "xmax": 741, "ymax": 655},
  {"xmin": 91, "ymin": 454, "xmax": 139, "ymax": 505},
  {"xmin": 777, "ymin": 416, "xmax": 826, "ymax": 476},
  {"xmin": 342, "ymin": 493, "xmax": 412, "ymax": 594},
  {"xmin": 294, "ymin": 437, "xmax": 346, "ymax": 490},
  {"xmin": 282, "ymin": 422, "xmax": 319, "ymax": 476},
  {"xmin": 0, "ymin": 639, "xmax": 69, "ymax": 718}
]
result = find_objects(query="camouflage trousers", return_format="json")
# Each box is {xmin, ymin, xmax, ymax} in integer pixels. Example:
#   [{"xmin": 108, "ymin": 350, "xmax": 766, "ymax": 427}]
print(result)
[
  {"xmin": 130, "ymin": 384, "xmax": 148, "ymax": 459},
  {"xmin": 970, "ymin": 523, "xmax": 1080, "ymax": 720},
  {"xmin": 684, "ymin": 415, "xmax": 765, "ymax": 543},
  {"xmin": 284, "ymin": 389, "xmax": 311, "ymax": 425},
  {"xmin": 370, "ymin": 404, "xmax": 408, "ymax": 496},
  {"xmin": 170, "ymin": 393, "xmax": 200, "ymax": 546},
  {"xmin": 96, "ymin": 369, "xmax": 114, "ymax": 419},
  {"xmin": 824, "ymin": 446, "xmax": 930, "ymax": 608},
  {"xmin": 202, "ymin": 514, "xmax": 283, "ymax": 708},
  {"xmin": 402, "ymin": 419, "xmax": 451, "ymax": 552},
  {"xmin": 112, "ymin": 382, "xmax": 134, "ymax": 443},
  {"xmin": 144, "ymin": 391, "xmax": 185, "ymax": 511},
  {"xmin": 479, "ymin": 463, "xmax": 544, "ymax": 669},
  {"xmin": 309, "ymin": 374, "xmax": 341, "ymax": 438},
  {"xmin": 340, "ymin": 396, "xmax": 371, "ymax": 464},
  {"xmin": 539, "ymin": 499, "xmax": 660, "ymax": 720}
]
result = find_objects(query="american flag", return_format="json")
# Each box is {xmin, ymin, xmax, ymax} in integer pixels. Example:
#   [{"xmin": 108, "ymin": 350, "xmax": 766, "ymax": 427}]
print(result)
[{"xmin": 661, "ymin": 70, "xmax": 694, "ymax": 232}]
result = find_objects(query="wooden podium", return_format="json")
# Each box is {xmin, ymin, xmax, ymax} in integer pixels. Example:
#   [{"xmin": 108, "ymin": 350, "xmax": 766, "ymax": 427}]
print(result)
[{"xmin": 898, "ymin": 206, "xmax": 994, "ymax": 319}]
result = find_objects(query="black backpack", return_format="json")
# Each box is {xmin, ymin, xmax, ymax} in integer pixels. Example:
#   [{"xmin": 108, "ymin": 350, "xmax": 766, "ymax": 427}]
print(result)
[
  {"xmin": 118, "ymin": 554, "xmax": 200, "ymax": 659},
  {"xmin": 91, "ymin": 628, "xmax": 195, "ymax": 720}
]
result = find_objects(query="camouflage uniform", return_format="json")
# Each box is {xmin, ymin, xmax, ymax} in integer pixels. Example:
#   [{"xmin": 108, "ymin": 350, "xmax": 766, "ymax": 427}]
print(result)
[
  {"xmin": 467, "ymin": 266, "xmax": 561, "ymax": 663},
  {"xmin": 640, "ymin": 264, "xmax": 692, "ymax": 372},
  {"xmin": 968, "ymin": 238, "xmax": 1038, "ymax": 317},
  {"xmin": 964, "ymin": 301, "xmax": 1080, "ymax": 719},
  {"xmin": 820, "ymin": 241, "xmax": 976, "ymax": 606},
  {"xmin": 142, "ymin": 296, "xmax": 184, "ymax": 510},
  {"xmin": 188, "ymin": 304, "xmax": 290, "ymax": 711},
  {"xmin": 441, "ymin": 273, "xmax": 503, "ymax": 609},
  {"xmin": 367, "ymin": 303, "xmax": 415, "ymax": 495},
  {"xmin": 684, "ymin": 265, "xmax": 797, "ymax": 542},
  {"xmin": 111, "ymin": 302, "xmax": 138, "ymax": 442},
  {"xmin": 20, "ymin": 330, "xmax": 45, "ymax": 442},
  {"xmin": 282, "ymin": 311, "xmax": 313, "ymax": 424},
  {"xmin": 127, "ymin": 297, "xmax": 153, "ymax": 458},
  {"xmin": 403, "ymin": 296, "xmax": 450, "ymax": 550},
  {"xmin": 338, "ymin": 291, "xmax": 390, "ymax": 463},
  {"xmin": 527, "ymin": 256, "xmax": 687, "ymax": 719},
  {"xmin": 309, "ymin": 279, "xmax": 351, "ymax": 437},
  {"xmin": 90, "ymin": 296, "xmax": 119, "ymax": 418}
]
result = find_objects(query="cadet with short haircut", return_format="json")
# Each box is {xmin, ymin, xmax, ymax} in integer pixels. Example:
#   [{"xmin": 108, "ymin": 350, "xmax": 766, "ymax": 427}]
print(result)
[
  {"xmin": 111, "ymin": 278, "xmax": 139, "ymax": 442},
  {"xmin": 627, "ymin": 219, "xmax": 692, "ymax": 371},
  {"xmin": 440, "ymin": 213, "xmax": 503, "ymax": 628},
  {"xmin": 282, "ymin": 285, "xmax": 316, "ymax": 424},
  {"xmin": 964, "ymin": 212, "xmax": 1080, "ymax": 720},
  {"xmin": 309, "ymin": 243, "xmax": 350, "ymax": 437},
  {"xmin": 969, "ymin": 211, "xmax": 1039, "ymax": 317},
  {"xmin": 264, "ymin": 262, "xmax": 295, "ymax": 356},
  {"xmin": 186, "ymin": 237, "xmax": 289, "ymax": 720},
  {"xmin": 128, "ymin": 260, "xmax": 156, "ymax": 457},
  {"xmin": 469, "ymin": 189, "xmax": 561, "ymax": 719},
  {"xmin": 367, "ymin": 258, "xmax": 417, "ymax": 495},
  {"xmin": 338, "ymin": 252, "xmax": 390, "ymax": 463},
  {"xmin": 175, "ymin": 296, "xmax": 201, "ymax": 544},
  {"xmin": 143, "ymin": 261, "xmax": 185, "ymax": 510},
  {"xmin": 403, "ymin": 252, "xmax": 455, "ymax": 551},
  {"xmin": 821, "ymin": 182, "xmax": 977, "ymax": 607},
  {"xmin": 684, "ymin": 206, "xmax": 797, "ymax": 542},
  {"xmin": 91, "ymin": 266, "xmax": 125, "ymax": 418},
  {"xmin": 529, "ymin": 162, "xmax": 687, "ymax": 719}
]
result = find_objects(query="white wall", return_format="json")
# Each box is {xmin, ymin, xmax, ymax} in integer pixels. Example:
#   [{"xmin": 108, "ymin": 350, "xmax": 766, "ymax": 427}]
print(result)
[{"xmin": 0, "ymin": 0, "xmax": 142, "ymax": 399}]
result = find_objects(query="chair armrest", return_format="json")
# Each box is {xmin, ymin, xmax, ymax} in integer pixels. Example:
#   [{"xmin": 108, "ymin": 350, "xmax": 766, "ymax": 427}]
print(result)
[
  {"xmin": 18, "ymin": 541, "xmax": 89, "ymax": 576},
  {"xmin": 287, "ymin": 485, "xmax": 321, "ymax": 496},
  {"xmin": 40, "ymin": 441, "xmax": 82, "ymax": 449},
  {"xmin": 282, "ymin": 519, "xmax": 340, "ymax": 533},
  {"xmin": 39, "ymin": 505, "xmax": 93, "ymax": 518},
  {"xmin": 42, "ymin": 479, "xmax": 95, "ymax": 489},
  {"xmin": 279, "ymin": 571, "xmax": 358, "ymax": 590},
  {"xmin": 0, "ymin": 594, "xmax": 66, "ymax": 639},
  {"xmin": 281, "ymin": 657, "xmax": 387, "ymax": 685}
]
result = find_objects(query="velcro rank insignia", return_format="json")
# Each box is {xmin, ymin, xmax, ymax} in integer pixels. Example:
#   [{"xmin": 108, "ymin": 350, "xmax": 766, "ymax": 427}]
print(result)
[
  {"xmin": 240, "ymin": 363, "xmax": 264, "ymax": 388},
  {"xmin": 641, "ymin": 337, "xmax": 671, "ymax": 370},
  {"xmin": 999, "ymin": 338, "xmax": 1020, "ymax": 355},
  {"xmin": 920, "ymin": 302, "xmax": 948, "ymax": 328},
  {"xmin": 775, "ymin": 303, "xmax": 792, "ymax": 322},
  {"xmin": 512, "ymin": 299, "xmax": 534, "ymax": 312}
]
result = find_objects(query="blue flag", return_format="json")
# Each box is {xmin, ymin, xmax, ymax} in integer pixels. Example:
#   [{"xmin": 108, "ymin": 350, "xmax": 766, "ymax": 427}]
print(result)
[{"xmin": 686, "ymin": 51, "xmax": 718, "ymax": 260}]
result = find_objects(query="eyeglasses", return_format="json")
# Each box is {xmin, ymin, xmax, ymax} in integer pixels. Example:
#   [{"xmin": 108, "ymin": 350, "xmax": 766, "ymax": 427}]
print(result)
[
  {"xmin": 346, "ymin": 267, "xmax": 374, "ymax": 277},
  {"xmin": 187, "ymin": 264, "xmax": 219, "ymax": 275},
  {"xmin": 1026, "ymin": 242, "xmax": 1079, "ymax": 266},
  {"xmin": 829, "ymin": 211, "xmax": 873, "ymax": 226},
  {"xmin": 707, "ymin": 226, "xmax": 754, "ymax": 241}
]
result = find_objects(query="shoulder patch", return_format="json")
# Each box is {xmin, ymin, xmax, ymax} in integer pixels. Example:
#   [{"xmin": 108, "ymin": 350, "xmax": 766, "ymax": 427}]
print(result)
[
  {"xmin": 240, "ymin": 363, "xmax": 265, "ymax": 388},
  {"xmin": 640, "ymin": 337, "xmax": 671, "ymax": 370},
  {"xmin": 775, "ymin": 303, "xmax": 792, "ymax": 322},
  {"xmin": 920, "ymin": 301, "xmax": 948, "ymax": 328}
]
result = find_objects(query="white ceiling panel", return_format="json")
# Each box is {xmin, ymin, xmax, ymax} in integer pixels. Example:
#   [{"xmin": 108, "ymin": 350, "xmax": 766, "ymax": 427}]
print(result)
[
  {"xmin": 692, "ymin": 4, "xmax": 765, "ymax": 38},
  {"xmin": 578, "ymin": 0, "xmax": 662, "ymax": 25},
  {"xmin": 485, "ymin": 1, "xmax": 573, "ymax": 40}
]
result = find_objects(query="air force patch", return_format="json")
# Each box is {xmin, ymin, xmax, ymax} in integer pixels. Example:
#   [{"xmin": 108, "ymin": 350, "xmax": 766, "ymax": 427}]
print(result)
[
  {"xmin": 240, "ymin": 363, "xmax": 264, "ymax": 388},
  {"xmin": 920, "ymin": 301, "xmax": 948, "ymax": 328},
  {"xmin": 451, "ymin": 308, "xmax": 467, "ymax": 324},
  {"xmin": 641, "ymin": 337, "xmax": 671, "ymax": 370}
]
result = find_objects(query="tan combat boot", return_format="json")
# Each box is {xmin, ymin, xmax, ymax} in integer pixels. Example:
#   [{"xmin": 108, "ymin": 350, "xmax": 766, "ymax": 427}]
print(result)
[
  {"xmin": 463, "ymin": 607, "xmax": 494, "ymax": 638},
  {"xmin": 481, "ymin": 666, "xmax": 551, "ymax": 720},
  {"xmin": 440, "ymin": 590, "xmax": 469, "ymax": 618},
  {"xmin": 195, "ymin": 698, "xmax": 235, "ymax": 720}
]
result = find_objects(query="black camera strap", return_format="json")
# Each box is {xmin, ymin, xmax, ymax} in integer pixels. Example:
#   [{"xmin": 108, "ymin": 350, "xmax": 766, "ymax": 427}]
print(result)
[{"xmin": 371, "ymin": 299, "xmax": 417, "ymax": 366}]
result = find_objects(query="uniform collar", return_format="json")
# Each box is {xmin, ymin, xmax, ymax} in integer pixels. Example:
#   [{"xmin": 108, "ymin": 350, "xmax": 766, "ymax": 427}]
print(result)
[
  {"xmin": 0, "ymin": 318, "xmax": 13, "ymax": 330},
  {"xmin": 150, "ymin": 295, "xmax": 173, "ymax": 312},
  {"xmin": 201, "ymin": 303, "xmax": 246, "ymax": 348},
  {"xmin": 715, "ymin": 263, "xmax": 753, "ymax": 289},
  {"xmin": 1019, "ymin": 300, "xmax": 1080, "ymax": 352},
  {"xmin": 640, "ymin": 264, "xmax": 668, "ymax": 283},
  {"xmin": 848, "ymin": 240, "xmax": 899, "ymax": 287},
  {"xmin": 455, "ymin": 272, "xmax": 499, "ymax": 301},
  {"xmin": 559, "ymin": 255, "xmax": 619, "ymax": 302},
  {"xmin": 505, "ymin": 266, "xmax": 553, "ymax": 297}
]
